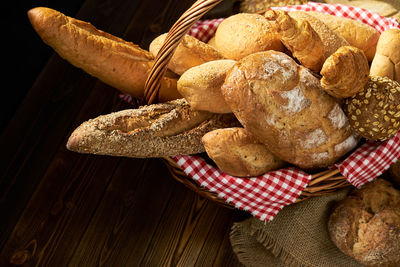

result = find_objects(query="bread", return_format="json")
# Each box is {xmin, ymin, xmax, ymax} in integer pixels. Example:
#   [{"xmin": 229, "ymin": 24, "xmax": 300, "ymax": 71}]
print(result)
[
  {"xmin": 321, "ymin": 46, "xmax": 369, "ymax": 98},
  {"xmin": 202, "ymin": 128, "xmax": 285, "ymax": 177},
  {"xmin": 66, "ymin": 99, "xmax": 239, "ymax": 158},
  {"xmin": 177, "ymin": 59, "xmax": 235, "ymax": 113},
  {"xmin": 328, "ymin": 179, "xmax": 400, "ymax": 267},
  {"xmin": 305, "ymin": 11, "xmax": 380, "ymax": 61},
  {"xmin": 370, "ymin": 29, "xmax": 400, "ymax": 82},
  {"xmin": 207, "ymin": 36, "xmax": 216, "ymax": 48},
  {"xmin": 149, "ymin": 33, "xmax": 223, "ymax": 75},
  {"xmin": 264, "ymin": 10, "xmax": 325, "ymax": 72},
  {"xmin": 27, "ymin": 7, "xmax": 180, "ymax": 102},
  {"xmin": 344, "ymin": 76, "xmax": 400, "ymax": 141},
  {"xmin": 221, "ymin": 51, "xmax": 358, "ymax": 169},
  {"xmin": 214, "ymin": 13, "xmax": 284, "ymax": 60},
  {"xmin": 390, "ymin": 160, "xmax": 400, "ymax": 187},
  {"xmin": 288, "ymin": 11, "xmax": 349, "ymax": 60},
  {"xmin": 239, "ymin": 0, "xmax": 307, "ymax": 13}
]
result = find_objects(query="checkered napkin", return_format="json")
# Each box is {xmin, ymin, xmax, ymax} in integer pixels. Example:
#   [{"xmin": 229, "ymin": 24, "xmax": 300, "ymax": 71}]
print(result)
[{"xmin": 121, "ymin": 2, "xmax": 400, "ymax": 222}]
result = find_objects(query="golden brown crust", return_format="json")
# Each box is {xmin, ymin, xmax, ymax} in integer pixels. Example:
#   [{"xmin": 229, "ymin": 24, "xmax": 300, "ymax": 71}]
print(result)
[
  {"xmin": 264, "ymin": 10, "xmax": 325, "ymax": 72},
  {"xmin": 390, "ymin": 160, "xmax": 400, "ymax": 187},
  {"xmin": 370, "ymin": 29, "xmax": 400, "ymax": 82},
  {"xmin": 221, "ymin": 51, "xmax": 358, "ymax": 169},
  {"xmin": 27, "ymin": 7, "xmax": 180, "ymax": 101},
  {"xmin": 214, "ymin": 13, "xmax": 284, "ymax": 60},
  {"xmin": 288, "ymin": 11, "xmax": 349, "ymax": 60},
  {"xmin": 321, "ymin": 46, "xmax": 369, "ymax": 98},
  {"xmin": 305, "ymin": 11, "xmax": 380, "ymax": 62},
  {"xmin": 66, "ymin": 99, "xmax": 239, "ymax": 158},
  {"xmin": 344, "ymin": 76, "xmax": 400, "ymax": 141},
  {"xmin": 149, "ymin": 33, "xmax": 223, "ymax": 75},
  {"xmin": 328, "ymin": 179, "xmax": 400, "ymax": 267},
  {"xmin": 177, "ymin": 59, "xmax": 235, "ymax": 113},
  {"xmin": 202, "ymin": 128, "xmax": 285, "ymax": 177}
]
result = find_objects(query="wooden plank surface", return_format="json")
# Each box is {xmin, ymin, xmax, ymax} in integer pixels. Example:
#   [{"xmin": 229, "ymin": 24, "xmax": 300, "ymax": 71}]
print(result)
[{"xmin": 2, "ymin": 0, "xmax": 247, "ymax": 266}]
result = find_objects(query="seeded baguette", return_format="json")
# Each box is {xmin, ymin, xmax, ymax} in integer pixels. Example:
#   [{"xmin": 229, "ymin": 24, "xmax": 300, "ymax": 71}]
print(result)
[{"xmin": 66, "ymin": 99, "xmax": 239, "ymax": 158}]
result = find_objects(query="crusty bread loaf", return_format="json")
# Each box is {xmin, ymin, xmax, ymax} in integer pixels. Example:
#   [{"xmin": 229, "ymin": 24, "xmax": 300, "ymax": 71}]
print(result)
[
  {"xmin": 177, "ymin": 59, "xmax": 235, "ymax": 113},
  {"xmin": 305, "ymin": 11, "xmax": 380, "ymax": 61},
  {"xmin": 288, "ymin": 11, "xmax": 349, "ymax": 60},
  {"xmin": 27, "ymin": 7, "xmax": 181, "ymax": 102},
  {"xmin": 328, "ymin": 179, "xmax": 400, "ymax": 267},
  {"xmin": 202, "ymin": 128, "xmax": 285, "ymax": 177},
  {"xmin": 221, "ymin": 51, "xmax": 358, "ymax": 169},
  {"xmin": 370, "ymin": 29, "xmax": 400, "ymax": 82},
  {"xmin": 214, "ymin": 13, "xmax": 284, "ymax": 60},
  {"xmin": 149, "ymin": 33, "xmax": 223, "ymax": 75},
  {"xmin": 321, "ymin": 46, "xmax": 369, "ymax": 98},
  {"xmin": 264, "ymin": 10, "xmax": 325, "ymax": 72},
  {"xmin": 66, "ymin": 99, "xmax": 239, "ymax": 158}
]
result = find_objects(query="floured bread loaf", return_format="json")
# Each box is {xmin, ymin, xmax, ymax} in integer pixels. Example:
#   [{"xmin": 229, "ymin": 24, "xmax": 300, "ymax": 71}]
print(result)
[{"xmin": 221, "ymin": 51, "xmax": 358, "ymax": 169}]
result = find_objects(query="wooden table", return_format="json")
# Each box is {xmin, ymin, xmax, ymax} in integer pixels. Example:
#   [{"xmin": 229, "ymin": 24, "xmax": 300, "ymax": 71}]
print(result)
[{"xmin": 1, "ymin": 0, "xmax": 247, "ymax": 265}]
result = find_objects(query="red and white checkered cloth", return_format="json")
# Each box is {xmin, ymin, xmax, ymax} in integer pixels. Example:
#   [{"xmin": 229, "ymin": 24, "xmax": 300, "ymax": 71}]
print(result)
[{"xmin": 121, "ymin": 2, "xmax": 400, "ymax": 221}]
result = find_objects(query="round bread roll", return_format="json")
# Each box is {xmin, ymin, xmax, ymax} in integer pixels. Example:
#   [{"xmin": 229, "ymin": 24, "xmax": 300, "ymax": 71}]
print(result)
[
  {"xmin": 344, "ymin": 76, "xmax": 400, "ymax": 141},
  {"xmin": 328, "ymin": 179, "xmax": 400, "ymax": 267},
  {"xmin": 202, "ymin": 127, "xmax": 285, "ymax": 177},
  {"xmin": 214, "ymin": 13, "xmax": 284, "ymax": 60},
  {"xmin": 389, "ymin": 160, "xmax": 400, "ymax": 187},
  {"xmin": 177, "ymin": 59, "xmax": 235, "ymax": 113},
  {"xmin": 149, "ymin": 33, "xmax": 223, "ymax": 75},
  {"xmin": 370, "ymin": 28, "xmax": 400, "ymax": 83},
  {"xmin": 221, "ymin": 50, "xmax": 358, "ymax": 169}
]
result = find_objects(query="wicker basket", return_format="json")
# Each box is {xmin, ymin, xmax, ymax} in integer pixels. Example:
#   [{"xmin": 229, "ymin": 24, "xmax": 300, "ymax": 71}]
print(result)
[{"xmin": 143, "ymin": 0, "xmax": 354, "ymax": 208}]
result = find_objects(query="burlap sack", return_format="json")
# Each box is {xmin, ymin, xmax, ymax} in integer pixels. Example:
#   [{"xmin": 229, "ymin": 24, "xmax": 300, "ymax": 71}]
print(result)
[{"xmin": 230, "ymin": 189, "xmax": 364, "ymax": 267}]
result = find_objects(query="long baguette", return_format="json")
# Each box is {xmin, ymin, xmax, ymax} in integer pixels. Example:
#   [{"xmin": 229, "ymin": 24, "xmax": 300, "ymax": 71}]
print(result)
[
  {"xmin": 66, "ymin": 99, "xmax": 239, "ymax": 158},
  {"xmin": 28, "ymin": 7, "xmax": 181, "ymax": 102}
]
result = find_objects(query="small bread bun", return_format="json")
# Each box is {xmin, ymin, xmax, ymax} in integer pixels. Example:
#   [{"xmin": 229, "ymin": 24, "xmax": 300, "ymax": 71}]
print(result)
[
  {"xmin": 320, "ymin": 46, "xmax": 369, "ymax": 98},
  {"xmin": 370, "ymin": 28, "xmax": 400, "ymax": 83},
  {"xmin": 214, "ymin": 13, "xmax": 283, "ymax": 60},
  {"xmin": 344, "ymin": 76, "xmax": 400, "ymax": 141},
  {"xmin": 149, "ymin": 33, "xmax": 223, "ymax": 75},
  {"xmin": 202, "ymin": 127, "xmax": 285, "ymax": 177},
  {"xmin": 328, "ymin": 179, "xmax": 400, "ymax": 267},
  {"xmin": 177, "ymin": 59, "xmax": 235, "ymax": 113}
]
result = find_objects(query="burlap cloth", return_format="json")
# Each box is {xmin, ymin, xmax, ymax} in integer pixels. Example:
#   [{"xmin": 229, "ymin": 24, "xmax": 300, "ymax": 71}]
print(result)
[{"xmin": 230, "ymin": 189, "xmax": 365, "ymax": 267}]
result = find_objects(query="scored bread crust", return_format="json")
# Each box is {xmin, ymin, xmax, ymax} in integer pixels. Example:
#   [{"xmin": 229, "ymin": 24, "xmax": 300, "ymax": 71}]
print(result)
[
  {"xmin": 305, "ymin": 11, "xmax": 380, "ymax": 62},
  {"xmin": 66, "ymin": 99, "xmax": 239, "ymax": 158},
  {"xmin": 221, "ymin": 51, "xmax": 358, "ymax": 169},
  {"xmin": 27, "ymin": 7, "xmax": 181, "ymax": 102}
]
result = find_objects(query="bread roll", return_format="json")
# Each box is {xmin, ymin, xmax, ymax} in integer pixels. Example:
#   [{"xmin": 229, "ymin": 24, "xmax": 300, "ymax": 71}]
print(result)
[
  {"xmin": 214, "ymin": 13, "xmax": 283, "ymax": 60},
  {"xmin": 27, "ymin": 7, "xmax": 180, "ymax": 102},
  {"xmin": 321, "ymin": 46, "xmax": 369, "ymax": 98},
  {"xmin": 288, "ymin": 11, "xmax": 349, "ymax": 60},
  {"xmin": 177, "ymin": 59, "xmax": 235, "ymax": 113},
  {"xmin": 264, "ymin": 10, "xmax": 325, "ymax": 72},
  {"xmin": 390, "ymin": 160, "xmax": 400, "ymax": 187},
  {"xmin": 66, "ymin": 99, "xmax": 239, "ymax": 158},
  {"xmin": 344, "ymin": 76, "xmax": 400, "ymax": 141},
  {"xmin": 305, "ymin": 11, "xmax": 380, "ymax": 61},
  {"xmin": 370, "ymin": 29, "xmax": 400, "ymax": 82},
  {"xmin": 221, "ymin": 51, "xmax": 358, "ymax": 169},
  {"xmin": 149, "ymin": 33, "xmax": 223, "ymax": 75},
  {"xmin": 328, "ymin": 179, "xmax": 400, "ymax": 267},
  {"xmin": 202, "ymin": 128, "xmax": 285, "ymax": 177}
]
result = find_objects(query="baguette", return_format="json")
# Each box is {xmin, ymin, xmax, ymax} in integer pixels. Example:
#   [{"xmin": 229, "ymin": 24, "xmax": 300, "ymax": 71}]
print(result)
[
  {"xmin": 28, "ymin": 7, "xmax": 181, "ymax": 102},
  {"xmin": 66, "ymin": 99, "xmax": 239, "ymax": 158}
]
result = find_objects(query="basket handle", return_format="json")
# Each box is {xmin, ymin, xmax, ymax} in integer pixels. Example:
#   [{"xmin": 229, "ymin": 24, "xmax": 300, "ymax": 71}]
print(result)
[{"xmin": 143, "ymin": 0, "xmax": 223, "ymax": 105}]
